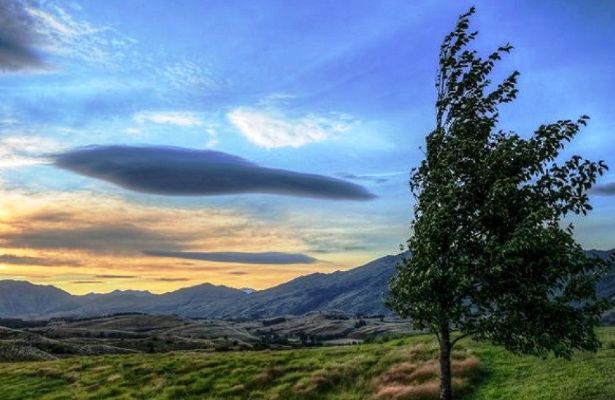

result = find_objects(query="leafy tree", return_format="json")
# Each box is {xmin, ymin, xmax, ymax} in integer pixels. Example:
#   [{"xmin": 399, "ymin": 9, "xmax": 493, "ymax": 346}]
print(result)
[{"xmin": 388, "ymin": 7, "xmax": 612, "ymax": 400}]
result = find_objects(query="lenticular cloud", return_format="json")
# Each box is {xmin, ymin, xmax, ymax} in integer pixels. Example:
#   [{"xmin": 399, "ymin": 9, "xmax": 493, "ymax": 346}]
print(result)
[{"xmin": 53, "ymin": 145, "xmax": 376, "ymax": 200}]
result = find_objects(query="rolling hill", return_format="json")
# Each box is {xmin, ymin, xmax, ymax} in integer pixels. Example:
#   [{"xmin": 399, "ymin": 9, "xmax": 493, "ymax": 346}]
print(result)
[{"xmin": 0, "ymin": 327, "xmax": 613, "ymax": 400}]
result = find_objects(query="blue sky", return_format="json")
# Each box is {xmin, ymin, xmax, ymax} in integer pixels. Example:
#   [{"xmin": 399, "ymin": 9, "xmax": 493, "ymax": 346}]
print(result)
[{"xmin": 0, "ymin": 0, "xmax": 614, "ymax": 293}]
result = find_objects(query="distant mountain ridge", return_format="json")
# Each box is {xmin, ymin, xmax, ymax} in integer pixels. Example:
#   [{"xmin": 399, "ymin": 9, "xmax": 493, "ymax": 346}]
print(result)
[{"xmin": 0, "ymin": 251, "xmax": 613, "ymax": 321}]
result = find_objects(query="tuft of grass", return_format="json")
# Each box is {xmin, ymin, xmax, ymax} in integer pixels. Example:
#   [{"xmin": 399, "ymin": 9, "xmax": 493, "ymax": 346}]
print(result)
[
  {"xmin": 372, "ymin": 353, "xmax": 480, "ymax": 399},
  {"xmin": 374, "ymin": 381, "xmax": 440, "ymax": 400}
]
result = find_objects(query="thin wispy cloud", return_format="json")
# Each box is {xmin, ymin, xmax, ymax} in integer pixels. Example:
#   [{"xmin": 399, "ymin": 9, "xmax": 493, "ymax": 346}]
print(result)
[
  {"xmin": 153, "ymin": 277, "xmax": 190, "ymax": 282},
  {"xmin": 132, "ymin": 111, "xmax": 218, "ymax": 145},
  {"xmin": 309, "ymin": 245, "xmax": 370, "ymax": 254},
  {"xmin": 338, "ymin": 171, "xmax": 406, "ymax": 184},
  {"xmin": 256, "ymin": 93, "xmax": 295, "ymax": 107},
  {"xmin": 95, "ymin": 274, "xmax": 137, "ymax": 279},
  {"xmin": 227, "ymin": 107, "xmax": 358, "ymax": 148},
  {"xmin": 0, "ymin": 135, "xmax": 62, "ymax": 168},
  {"xmin": 160, "ymin": 61, "xmax": 226, "ymax": 92},
  {"xmin": 143, "ymin": 250, "xmax": 317, "ymax": 265},
  {"xmin": 3, "ymin": 0, "xmax": 224, "ymax": 96},
  {"xmin": 25, "ymin": 0, "xmax": 137, "ymax": 68},
  {"xmin": 134, "ymin": 111, "xmax": 204, "ymax": 127},
  {"xmin": 27, "ymin": 7, "xmax": 77, "ymax": 37},
  {"xmin": 53, "ymin": 145, "xmax": 375, "ymax": 200},
  {"xmin": 0, "ymin": 254, "xmax": 81, "ymax": 267}
]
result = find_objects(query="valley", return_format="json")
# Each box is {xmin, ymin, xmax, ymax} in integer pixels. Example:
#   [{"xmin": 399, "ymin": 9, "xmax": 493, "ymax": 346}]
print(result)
[{"xmin": 0, "ymin": 312, "xmax": 412, "ymax": 362}]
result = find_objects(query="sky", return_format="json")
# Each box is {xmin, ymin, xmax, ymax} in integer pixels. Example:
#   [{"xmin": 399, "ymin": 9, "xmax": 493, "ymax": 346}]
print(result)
[{"xmin": 0, "ymin": 0, "xmax": 614, "ymax": 295}]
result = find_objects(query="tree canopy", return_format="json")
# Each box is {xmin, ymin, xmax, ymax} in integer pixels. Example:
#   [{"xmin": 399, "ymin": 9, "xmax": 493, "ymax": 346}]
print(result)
[{"xmin": 388, "ymin": 7, "xmax": 612, "ymax": 400}]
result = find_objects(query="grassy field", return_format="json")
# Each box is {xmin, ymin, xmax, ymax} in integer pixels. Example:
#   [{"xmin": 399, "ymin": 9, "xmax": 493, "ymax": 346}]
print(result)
[{"xmin": 0, "ymin": 328, "xmax": 613, "ymax": 400}]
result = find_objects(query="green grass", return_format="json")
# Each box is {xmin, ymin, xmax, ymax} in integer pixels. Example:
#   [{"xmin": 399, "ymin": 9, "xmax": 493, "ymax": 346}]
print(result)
[
  {"xmin": 0, "ymin": 328, "xmax": 613, "ymax": 399},
  {"xmin": 468, "ymin": 327, "xmax": 615, "ymax": 400}
]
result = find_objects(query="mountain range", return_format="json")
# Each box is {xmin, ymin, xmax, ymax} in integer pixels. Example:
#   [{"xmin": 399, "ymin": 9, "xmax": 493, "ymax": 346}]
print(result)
[{"xmin": 1, "ymin": 251, "xmax": 613, "ymax": 321}]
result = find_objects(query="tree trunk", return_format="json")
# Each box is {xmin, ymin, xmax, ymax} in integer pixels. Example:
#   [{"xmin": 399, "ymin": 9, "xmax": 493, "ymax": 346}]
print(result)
[{"xmin": 439, "ymin": 325, "xmax": 453, "ymax": 400}]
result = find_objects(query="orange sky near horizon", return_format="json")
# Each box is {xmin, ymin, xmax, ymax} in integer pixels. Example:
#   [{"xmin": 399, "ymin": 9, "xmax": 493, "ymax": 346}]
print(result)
[{"xmin": 0, "ymin": 187, "xmax": 382, "ymax": 295}]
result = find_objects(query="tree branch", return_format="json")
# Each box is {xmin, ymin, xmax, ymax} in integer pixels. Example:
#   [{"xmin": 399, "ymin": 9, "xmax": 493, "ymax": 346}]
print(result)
[
  {"xmin": 451, "ymin": 331, "xmax": 477, "ymax": 347},
  {"xmin": 432, "ymin": 325, "xmax": 442, "ymax": 345}
]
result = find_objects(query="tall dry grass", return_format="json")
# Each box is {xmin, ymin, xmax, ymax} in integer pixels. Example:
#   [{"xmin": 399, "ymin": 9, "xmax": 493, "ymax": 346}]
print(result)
[{"xmin": 373, "ymin": 355, "xmax": 480, "ymax": 399}]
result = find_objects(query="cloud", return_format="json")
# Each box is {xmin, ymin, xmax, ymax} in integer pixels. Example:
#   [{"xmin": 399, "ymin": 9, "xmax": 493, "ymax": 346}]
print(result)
[
  {"xmin": 143, "ymin": 250, "xmax": 317, "ymax": 265},
  {"xmin": 338, "ymin": 171, "xmax": 406, "ymax": 184},
  {"xmin": 0, "ymin": 135, "xmax": 62, "ymax": 168},
  {"xmin": 23, "ymin": 1, "xmax": 222, "ymax": 93},
  {"xmin": 227, "ymin": 107, "xmax": 358, "ymax": 148},
  {"xmin": 339, "ymin": 173, "xmax": 386, "ymax": 184},
  {"xmin": 0, "ymin": 186, "xmax": 372, "ymax": 293},
  {"xmin": 134, "ymin": 111, "xmax": 204, "ymax": 127},
  {"xmin": 0, "ymin": 254, "xmax": 81, "ymax": 267},
  {"xmin": 310, "ymin": 245, "xmax": 370, "ymax": 254},
  {"xmin": 53, "ymin": 145, "xmax": 375, "ymax": 200},
  {"xmin": 593, "ymin": 182, "xmax": 615, "ymax": 196},
  {"xmin": 0, "ymin": 189, "xmax": 331, "ymax": 288},
  {"xmin": 0, "ymin": 0, "xmax": 48, "ymax": 71},
  {"xmin": 95, "ymin": 274, "xmax": 137, "ymax": 279},
  {"xmin": 153, "ymin": 277, "xmax": 190, "ymax": 282},
  {"xmin": 160, "ymin": 61, "xmax": 225, "ymax": 91},
  {"xmin": 0, "ymin": 189, "xmax": 310, "ymax": 259},
  {"xmin": 0, "ymin": 224, "xmax": 184, "ymax": 253},
  {"xmin": 24, "ymin": 1, "xmax": 137, "ymax": 68},
  {"xmin": 27, "ymin": 6, "xmax": 75, "ymax": 36},
  {"xmin": 130, "ymin": 110, "xmax": 215, "ymax": 142},
  {"xmin": 71, "ymin": 280, "xmax": 103, "ymax": 284},
  {"xmin": 256, "ymin": 93, "xmax": 295, "ymax": 107}
]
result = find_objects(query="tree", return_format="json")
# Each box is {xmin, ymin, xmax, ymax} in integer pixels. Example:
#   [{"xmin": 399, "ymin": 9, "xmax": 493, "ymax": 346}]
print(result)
[{"xmin": 387, "ymin": 7, "xmax": 613, "ymax": 400}]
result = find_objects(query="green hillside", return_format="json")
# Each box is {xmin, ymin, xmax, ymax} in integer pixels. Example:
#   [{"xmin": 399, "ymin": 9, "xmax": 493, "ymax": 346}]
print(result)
[{"xmin": 0, "ymin": 328, "xmax": 613, "ymax": 400}]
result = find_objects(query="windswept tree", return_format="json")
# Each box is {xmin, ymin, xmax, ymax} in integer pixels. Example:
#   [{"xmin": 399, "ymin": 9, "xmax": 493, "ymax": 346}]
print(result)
[{"xmin": 388, "ymin": 7, "xmax": 612, "ymax": 400}]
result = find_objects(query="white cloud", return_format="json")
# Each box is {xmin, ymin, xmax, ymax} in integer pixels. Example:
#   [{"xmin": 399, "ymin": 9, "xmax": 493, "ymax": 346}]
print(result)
[
  {"xmin": 206, "ymin": 138, "xmax": 219, "ymax": 148},
  {"xmin": 26, "ymin": 7, "xmax": 77, "ymax": 37},
  {"xmin": 205, "ymin": 127, "xmax": 219, "ymax": 148},
  {"xmin": 0, "ymin": 136, "xmax": 62, "ymax": 168},
  {"xmin": 23, "ymin": 2, "xmax": 220, "ymax": 92},
  {"xmin": 123, "ymin": 127, "xmax": 142, "ymax": 136},
  {"xmin": 160, "ymin": 61, "xmax": 225, "ymax": 91},
  {"xmin": 131, "ymin": 112, "xmax": 220, "ymax": 146},
  {"xmin": 25, "ymin": 2, "xmax": 137, "ymax": 68},
  {"xmin": 227, "ymin": 108, "xmax": 358, "ymax": 149},
  {"xmin": 134, "ymin": 111, "xmax": 204, "ymax": 127}
]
